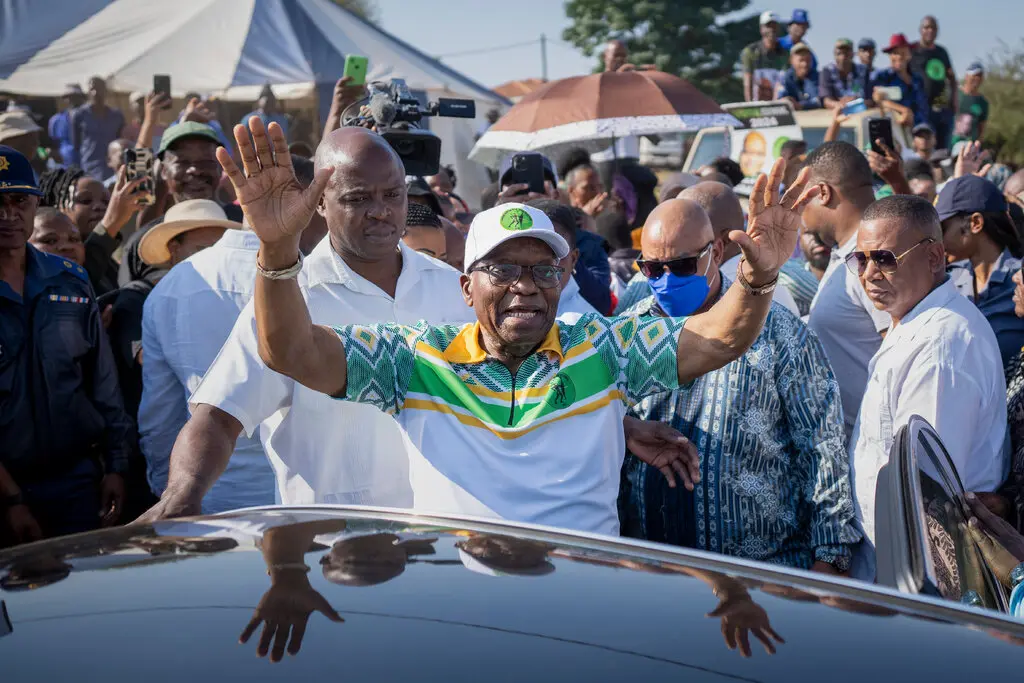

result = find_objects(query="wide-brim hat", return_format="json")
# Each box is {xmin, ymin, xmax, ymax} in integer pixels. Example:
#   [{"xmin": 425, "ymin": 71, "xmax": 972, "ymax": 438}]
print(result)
[
  {"xmin": 0, "ymin": 111, "xmax": 41, "ymax": 144},
  {"xmin": 139, "ymin": 199, "xmax": 242, "ymax": 265},
  {"xmin": 883, "ymin": 33, "xmax": 913, "ymax": 53}
]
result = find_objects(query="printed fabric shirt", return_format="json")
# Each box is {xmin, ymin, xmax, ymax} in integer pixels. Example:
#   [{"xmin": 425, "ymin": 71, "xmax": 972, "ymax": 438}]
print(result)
[
  {"xmin": 952, "ymin": 92, "xmax": 989, "ymax": 145},
  {"xmin": 335, "ymin": 313, "xmax": 685, "ymax": 536},
  {"xmin": 778, "ymin": 258, "xmax": 820, "ymax": 318},
  {"xmin": 1001, "ymin": 348, "xmax": 1024, "ymax": 531},
  {"xmin": 619, "ymin": 285, "xmax": 860, "ymax": 571},
  {"xmin": 819, "ymin": 63, "xmax": 871, "ymax": 102}
]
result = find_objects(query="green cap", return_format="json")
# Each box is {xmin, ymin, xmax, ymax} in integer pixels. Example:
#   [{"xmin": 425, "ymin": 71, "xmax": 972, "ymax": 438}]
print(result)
[
  {"xmin": 158, "ymin": 121, "xmax": 221, "ymax": 157},
  {"xmin": 835, "ymin": 38, "xmax": 853, "ymax": 49}
]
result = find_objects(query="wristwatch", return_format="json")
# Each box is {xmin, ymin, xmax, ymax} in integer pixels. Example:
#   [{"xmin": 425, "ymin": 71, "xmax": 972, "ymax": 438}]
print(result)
[
  {"xmin": 1, "ymin": 492, "xmax": 24, "ymax": 510},
  {"xmin": 736, "ymin": 258, "xmax": 778, "ymax": 296}
]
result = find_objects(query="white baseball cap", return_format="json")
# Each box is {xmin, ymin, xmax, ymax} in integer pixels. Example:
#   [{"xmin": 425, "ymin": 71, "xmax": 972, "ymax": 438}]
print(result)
[
  {"xmin": 463, "ymin": 203, "xmax": 570, "ymax": 273},
  {"xmin": 760, "ymin": 10, "xmax": 780, "ymax": 25}
]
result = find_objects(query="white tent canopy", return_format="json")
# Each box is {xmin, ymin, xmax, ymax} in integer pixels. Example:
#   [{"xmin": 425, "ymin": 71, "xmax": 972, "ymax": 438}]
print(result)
[{"xmin": 0, "ymin": 0, "xmax": 509, "ymax": 206}]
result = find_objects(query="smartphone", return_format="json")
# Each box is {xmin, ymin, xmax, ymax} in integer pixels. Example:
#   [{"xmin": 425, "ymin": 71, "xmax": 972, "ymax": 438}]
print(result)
[
  {"xmin": 868, "ymin": 117, "xmax": 895, "ymax": 156},
  {"xmin": 123, "ymin": 147, "xmax": 155, "ymax": 205},
  {"xmin": 842, "ymin": 97, "xmax": 867, "ymax": 115},
  {"xmin": 153, "ymin": 74, "xmax": 171, "ymax": 108},
  {"xmin": 343, "ymin": 55, "xmax": 369, "ymax": 86},
  {"xmin": 504, "ymin": 153, "xmax": 546, "ymax": 195}
]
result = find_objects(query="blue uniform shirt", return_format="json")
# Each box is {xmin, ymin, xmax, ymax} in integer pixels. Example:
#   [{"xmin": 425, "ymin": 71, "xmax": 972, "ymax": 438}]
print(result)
[
  {"xmin": 950, "ymin": 249, "xmax": 1024, "ymax": 372},
  {"xmin": 0, "ymin": 246, "xmax": 131, "ymax": 480},
  {"xmin": 871, "ymin": 68, "xmax": 930, "ymax": 125}
]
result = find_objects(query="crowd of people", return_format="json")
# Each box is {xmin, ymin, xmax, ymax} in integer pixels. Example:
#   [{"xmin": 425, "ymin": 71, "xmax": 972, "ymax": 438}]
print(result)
[{"xmin": 2, "ymin": 9, "xmax": 1024, "ymax": 617}]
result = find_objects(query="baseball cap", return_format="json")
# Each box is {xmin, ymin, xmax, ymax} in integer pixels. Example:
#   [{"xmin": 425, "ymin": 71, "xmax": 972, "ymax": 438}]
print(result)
[
  {"xmin": 406, "ymin": 175, "xmax": 443, "ymax": 215},
  {"xmin": 463, "ymin": 203, "xmax": 570, "ymax": 273},
  {"xmin": 912, "ymin": 122, "xmax": 936, "ymax": 137},
  {"xmin": 0, "ymin": 145, "xmax": 43, "ymax": 196},
  {"xmin": 157, "ymin": 121, "xmax": 221, "ymax": 157},
  {"xmin": 790, "ymin": 42, "xmax": 812, "ymax": 55},
  {"xmin": 965, "ymin": 61, "xmax": 985, "ymax": 76},
  {"xmin": 498, "ymin": 152, "xmax": 558, "ymax": 188},
  {"xmin": 759, "ymin": 10, "xmax": 780, "ymax": 25},
  {"xmin": 790, "ymin": 9, "xmax": 809, "ymax": 24},
  {"xmin": 0, "ymin": 111, "xmax": 41, "ymax": 144},
  {"xmin": 858, "ymin": 38, "xmax": 876, "ymax": 51},
  {"xmin": 834, "ymin": 38, "xmax": 853, "ymax": 49},
  {"xmin": 935, "ymin": 175, "xmax": 1007, "ymax": 221}
]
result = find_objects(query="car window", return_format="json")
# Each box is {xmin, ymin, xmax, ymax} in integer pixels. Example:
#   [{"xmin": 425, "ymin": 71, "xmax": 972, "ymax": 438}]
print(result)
[
  {"xmin": 686, "ymin": 131, "xmax": 726, "ymax": 171},
  {"xmin": 913, "ymin": 428, "xmax": 1005, "ymax": 609},
  {"xmin": 801, "ymin": 126, "xmax": 855, "ymax": 151}
]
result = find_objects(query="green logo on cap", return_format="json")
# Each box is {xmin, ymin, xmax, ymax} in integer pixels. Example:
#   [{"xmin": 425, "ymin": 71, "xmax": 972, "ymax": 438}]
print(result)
[{"xmin": 499, "ymin": 207, "xmax": 533, "ymax": 231}]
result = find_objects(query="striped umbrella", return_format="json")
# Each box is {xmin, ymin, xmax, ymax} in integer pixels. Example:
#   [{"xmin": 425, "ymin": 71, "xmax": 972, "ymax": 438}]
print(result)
[{"xmin": 470, "ymin": 70, "xmax": 739, "ymax": 168}]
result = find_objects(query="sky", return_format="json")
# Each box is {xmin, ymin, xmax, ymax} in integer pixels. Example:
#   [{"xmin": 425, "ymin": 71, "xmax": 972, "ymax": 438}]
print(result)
[{"xmin": 374, "ymin": 0, "xmax": 1024, "ymax": 91}]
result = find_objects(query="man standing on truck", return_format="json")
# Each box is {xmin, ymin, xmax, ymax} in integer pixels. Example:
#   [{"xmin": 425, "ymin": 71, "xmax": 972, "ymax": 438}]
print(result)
[{"xmin": 742, "ymin": 12, "xmax": 789, "ymax": 102}]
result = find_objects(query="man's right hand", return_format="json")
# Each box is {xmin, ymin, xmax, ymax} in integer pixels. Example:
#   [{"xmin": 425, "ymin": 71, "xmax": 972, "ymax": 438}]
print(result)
[
  {"xmin": 144, "ymin": 90, "xmax": 172, "ymax": 124},
  {"xmin": 6, "ymin": 503, "xmax": 42, "ymax": 544},
  {"xmin": 218, "ymin": 118, "xmax": 332, "ymax": 257},
  {"xmin": 135, "ymin": 493, "xmax": 202, "ymax": 524},
  {"xmin": 494, "ymin": 181, "xmax": 557, "ymax": 206}
]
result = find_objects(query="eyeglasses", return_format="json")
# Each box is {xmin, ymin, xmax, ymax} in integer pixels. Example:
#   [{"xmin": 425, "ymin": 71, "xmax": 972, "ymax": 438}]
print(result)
[
  {"xmin": 844, "ymin": 238, "xmax": 935, "ymax": 276},
  {"xmin": 470, "ymin": 263, "xmax": 565, "ymax": 289},
  {"xmin": 635, "ymin": 242, "xmax": 713, "ymax": 279}
]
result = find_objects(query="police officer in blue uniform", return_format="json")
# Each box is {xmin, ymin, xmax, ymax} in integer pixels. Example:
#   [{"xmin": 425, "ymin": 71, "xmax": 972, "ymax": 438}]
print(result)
[{"xmin": 0, "ymin": 145, "xmax": 131, "ymax": 546}]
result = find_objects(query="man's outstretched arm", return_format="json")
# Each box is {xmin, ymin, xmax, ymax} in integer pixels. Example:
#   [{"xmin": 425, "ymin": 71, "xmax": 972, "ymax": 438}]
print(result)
[
  {"xmin": 218, "ymin": 116, "xmax": 346, "ymax": 397},
  {"xmin": 677, "ymin": 160, "xmax": 818, "ymax": 383}
]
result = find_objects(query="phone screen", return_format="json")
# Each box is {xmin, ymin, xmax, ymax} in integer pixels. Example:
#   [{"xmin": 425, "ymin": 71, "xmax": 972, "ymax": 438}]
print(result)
[{"xmin": 868, "ymin": 118, "xmax": 894, "ymax": 156}]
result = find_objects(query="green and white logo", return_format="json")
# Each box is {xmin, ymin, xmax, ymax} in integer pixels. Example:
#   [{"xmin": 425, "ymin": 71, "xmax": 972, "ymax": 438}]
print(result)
[
  {"xmin": 926, "ymin": 58, "xmax": 946, "ymax": 81},
  {"xmin": 499, "ymin": 207, "xmax": 533, "ymax": 231},
  {"xmin": 546, "ymin": 373, "xmax": 577, "ymax": 409}
]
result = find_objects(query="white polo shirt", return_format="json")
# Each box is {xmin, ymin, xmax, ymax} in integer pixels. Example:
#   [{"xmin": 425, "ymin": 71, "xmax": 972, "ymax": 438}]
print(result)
[
  {"xmin": 190, "ymin": 239, "xmax": 473, "ymax": 507},
  {"xmin": 850, "ymin": 278, "xmax": 1009, "ymax": 573},
  {"xmin": 808, "ymin": 235, "xmax": 892, "ymax": 442},
  {"xmin": 556, "ymin": 275, "xmax": 598, "ymax": 324}
]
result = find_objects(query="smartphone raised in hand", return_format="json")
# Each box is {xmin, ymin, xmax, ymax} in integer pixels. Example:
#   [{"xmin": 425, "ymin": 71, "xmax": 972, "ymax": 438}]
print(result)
[
  {"xmin": 503, "ymin": 153, "xmax": 546, "ymax": 196},
  {"xmin": 153, "ymin": 74, "xmax": 172, "ymax": 109},
  {"xmin": 868, "ymin": 117, "xmax": 895, "ymax": 156},
  {"xmin": 123, "ymin": 147, "xmax": 155, "ymax": 205},
  {"xmin": 343, "ymin": 55, "xmax": 368, "ymax": 86}
]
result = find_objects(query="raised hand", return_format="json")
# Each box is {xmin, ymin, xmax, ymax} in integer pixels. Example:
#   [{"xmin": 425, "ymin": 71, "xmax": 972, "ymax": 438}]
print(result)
[
  {"xmin": 217, "ymin": 118, "xmax": 331, "ymax": 250},
  {"xmin": 954, "ymin": 140, "xmax": 992, "ymax": 179},
  {"xmin": 729, "ymin": 158, "xmax": 818, "ymax": 286}
]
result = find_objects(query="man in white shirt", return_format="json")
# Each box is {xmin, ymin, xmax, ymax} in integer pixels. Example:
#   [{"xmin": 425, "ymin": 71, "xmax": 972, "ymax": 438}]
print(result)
[
  {"xmin": 849, "ymin": 195, "xmax": 1008, "ymax": 578},
  {"xmin": 137, "ymin": 199, "xmax": 275, "ymax": 514},
  {"xmin": 139, "ymin": 128, "xmax": 473, "ymax": 520},
  {"xmin": 527, "ymin": 199, "xmax": 598, "ymax": 324},
  {"xmin": 803, "ymin": 142, "xmax": 892, "ymax": 442},
  {"xmin": 680, "ymin": 182, "xmax": 801, "ymax": 316}
]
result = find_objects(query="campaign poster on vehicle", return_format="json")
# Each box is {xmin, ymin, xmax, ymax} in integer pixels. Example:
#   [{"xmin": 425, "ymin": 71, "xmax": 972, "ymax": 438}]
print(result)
[{"xmin": 722, "ymin": 102, "xmax": 802, "ymax": 196}]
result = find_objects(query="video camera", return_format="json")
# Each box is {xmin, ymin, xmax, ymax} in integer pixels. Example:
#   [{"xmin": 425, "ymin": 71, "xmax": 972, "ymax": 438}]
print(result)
[{"xmin": 357, "ymin": 79, "xmax": 476, "ymax": 176}]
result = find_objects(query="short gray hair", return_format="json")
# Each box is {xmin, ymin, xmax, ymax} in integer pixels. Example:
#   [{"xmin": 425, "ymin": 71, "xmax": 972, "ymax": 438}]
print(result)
[{"xmin": 862, "ymin": 194, "xmax": 941, "ymax": 239}]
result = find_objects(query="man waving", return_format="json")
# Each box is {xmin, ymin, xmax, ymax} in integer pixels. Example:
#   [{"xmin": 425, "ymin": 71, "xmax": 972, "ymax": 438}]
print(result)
[{"xmin": 218, "ymin": 118, "xmax": 816, "ymax": 536}]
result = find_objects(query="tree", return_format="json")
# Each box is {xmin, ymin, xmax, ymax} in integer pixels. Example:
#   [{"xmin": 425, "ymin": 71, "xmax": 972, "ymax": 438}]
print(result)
[
  {"xmin": 982, "ymin": 40, "xmax": 1024, "ymax": 167},
  {"xmin": 328, "ymin": 0, "xmax": 378, "ymax": 22},
  {"xmin": 562, "ymin": 0, "xmax": 757, "ymax": 103}
]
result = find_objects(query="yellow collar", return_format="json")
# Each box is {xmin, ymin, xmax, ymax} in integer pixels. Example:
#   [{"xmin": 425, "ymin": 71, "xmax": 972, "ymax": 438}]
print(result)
[{"xmin": 442, "ymin": 321, "xmax": 564, "ymax": 364}]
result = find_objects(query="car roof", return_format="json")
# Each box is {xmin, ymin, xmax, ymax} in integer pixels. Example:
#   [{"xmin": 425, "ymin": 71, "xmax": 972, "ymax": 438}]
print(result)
[{"xmin": 2, "ymin": 506, "xmax": 1022, "ymax": 680}]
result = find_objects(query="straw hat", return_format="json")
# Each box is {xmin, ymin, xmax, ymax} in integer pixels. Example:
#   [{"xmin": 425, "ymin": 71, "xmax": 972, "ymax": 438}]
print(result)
[
  {"xmin": 0, "ymin": 111, "xmax": 41, "ymax": 144},
  {"xmin": 139, "ymin": 199, "xmax": 242, "ymax": 266}
]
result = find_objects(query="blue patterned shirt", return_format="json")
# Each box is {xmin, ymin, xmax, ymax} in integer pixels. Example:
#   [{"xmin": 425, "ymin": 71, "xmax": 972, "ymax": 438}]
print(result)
[
  {"xmin": 619, "ymin": 284, "xmax": 861, "ymax": 570},
  {"xmin": 871, "ymin": 68, "xmax": 929, "ymax": 125}
]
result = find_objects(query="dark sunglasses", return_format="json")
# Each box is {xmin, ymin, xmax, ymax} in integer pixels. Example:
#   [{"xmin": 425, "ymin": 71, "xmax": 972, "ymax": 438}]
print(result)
[
  {"xmin": 470, "ymin": 263, "xmax": 564, "ymax": 289},
  {"xmin": 636, "ymin": 242, "xmax": 713, "ymax": 279},
  {"xmin": 844, "ymin": 238, "xmax": 934, "ymax": 276}
]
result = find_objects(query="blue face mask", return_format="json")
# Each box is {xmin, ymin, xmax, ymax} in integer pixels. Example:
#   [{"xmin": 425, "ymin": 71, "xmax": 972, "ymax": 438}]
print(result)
[{"xmin": 649, "ymin": 259, "xmax": 713, "ymax": 317}]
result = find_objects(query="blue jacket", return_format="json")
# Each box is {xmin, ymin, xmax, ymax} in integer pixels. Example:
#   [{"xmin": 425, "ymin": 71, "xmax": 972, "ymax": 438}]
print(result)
[
  {"xmin": 574, "ymin": 229, "xmax": 612, "ymax": 314},
  {"xmin": 0, "ymin": 246, "xmax": 131, "ymax": 481},
  {"xmin": 871, "ymin": 68, "xmax": 930, "ymax": 125}
]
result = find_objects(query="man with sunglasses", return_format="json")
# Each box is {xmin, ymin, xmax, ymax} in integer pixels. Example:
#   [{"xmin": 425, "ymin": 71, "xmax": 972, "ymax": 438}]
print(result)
[
  {"xmin": 620, "ymin": 197, "xmax": 859, "ymax": 574},
  {"xmin": 221, "ymin": 112, "xmax": 816, "ymax": 535},
  {"xmin": 848, "ymin": 195, "xmax": 1008, "ymax": 580}
]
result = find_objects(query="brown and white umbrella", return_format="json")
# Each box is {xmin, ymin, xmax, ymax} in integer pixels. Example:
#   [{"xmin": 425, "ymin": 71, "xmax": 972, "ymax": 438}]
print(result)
[{"xmin": 470, "ymin": 70, "xmax": 739, "ymax": 168}]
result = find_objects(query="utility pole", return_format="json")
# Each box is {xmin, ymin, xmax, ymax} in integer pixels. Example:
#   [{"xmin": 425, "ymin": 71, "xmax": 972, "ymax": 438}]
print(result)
[{"xmin": 540, "ymin": 33, "xmax": 548, "ymax": 81}]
